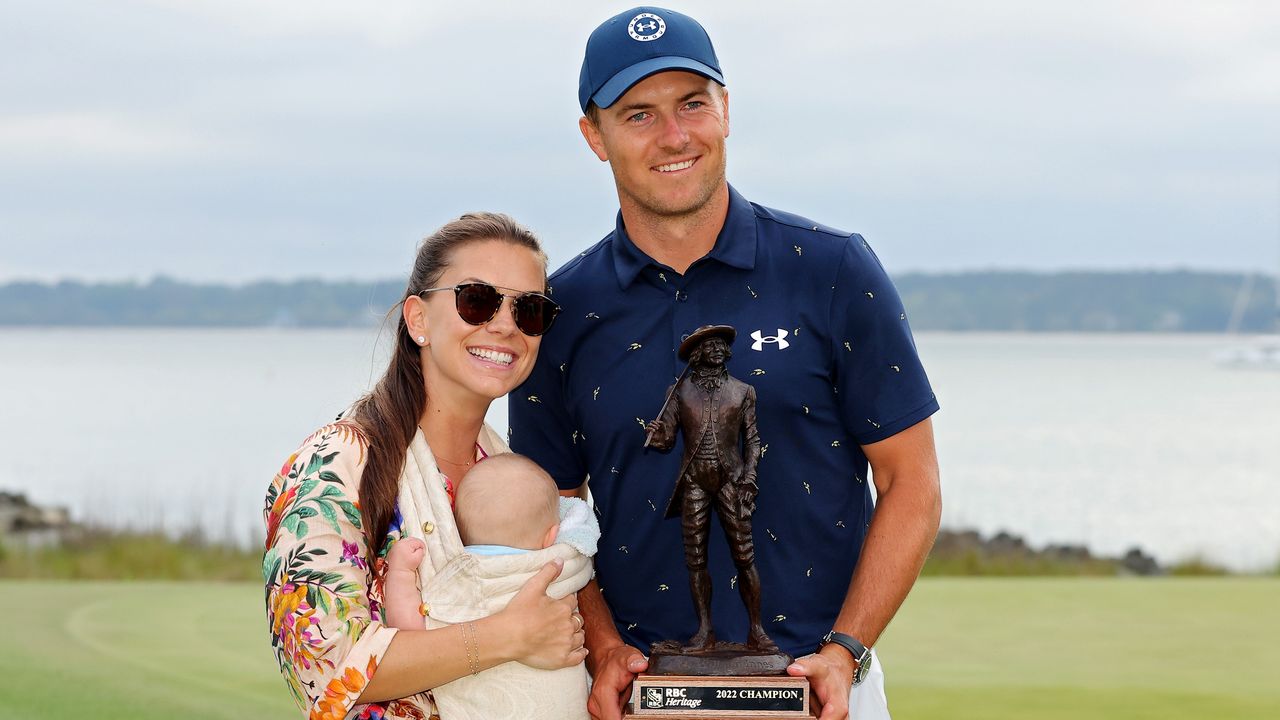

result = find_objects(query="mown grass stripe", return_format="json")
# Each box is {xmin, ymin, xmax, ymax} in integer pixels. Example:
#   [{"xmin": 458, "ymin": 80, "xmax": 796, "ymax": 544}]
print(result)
[{"xmin": 2, "ymin": 579, "xmax": 1276, "ymax": 719}]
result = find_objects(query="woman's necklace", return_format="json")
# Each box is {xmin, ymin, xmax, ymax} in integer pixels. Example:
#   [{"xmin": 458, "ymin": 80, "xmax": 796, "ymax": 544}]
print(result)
[
  {"xmin": 417, "ymin": 422, "xmax": 478, "ymax": 472},
  {"xmin": 433, "ymin": 449, "xmax": 475, "ymax": 468}
]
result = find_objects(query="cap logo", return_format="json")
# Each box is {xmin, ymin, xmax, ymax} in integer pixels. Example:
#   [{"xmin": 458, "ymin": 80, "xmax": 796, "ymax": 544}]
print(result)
[{"xmin": 627, "ymin": 12, "xmax": 666, "ymax": 42}]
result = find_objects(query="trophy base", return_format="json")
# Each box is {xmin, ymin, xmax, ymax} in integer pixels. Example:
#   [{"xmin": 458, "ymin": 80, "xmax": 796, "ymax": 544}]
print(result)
[
  {"xmin": 629, "ymin": 673, "xmax": 811, "ymax": 718},
  {"xmin": 647, "ymin": 643, "xmax": 793, "ymax": 676}
]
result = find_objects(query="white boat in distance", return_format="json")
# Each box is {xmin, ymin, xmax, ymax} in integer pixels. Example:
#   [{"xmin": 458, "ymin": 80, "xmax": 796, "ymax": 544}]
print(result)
[
  {"xmin": 1216, "ymin": 182, "xmax": 1280, "ymax": 370},
  {"xmin": 1214, "ymin": 335, "xmax": 1280, "ymax": 370}
]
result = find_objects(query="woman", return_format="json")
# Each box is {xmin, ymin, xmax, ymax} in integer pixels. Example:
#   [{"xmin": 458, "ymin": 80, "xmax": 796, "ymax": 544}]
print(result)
[{"xmin": 264, "ymin": 213, "xmax": 585, "ymax": 720}]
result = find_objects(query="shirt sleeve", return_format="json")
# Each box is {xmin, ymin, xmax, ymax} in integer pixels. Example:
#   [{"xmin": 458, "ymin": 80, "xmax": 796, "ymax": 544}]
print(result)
[
  {"xmin": 510, "ymin": 348, "xmax": 588, "ymax": 491},
  {"xmin": 829, "ymin": 234, "xmax": 939, "ymax": 445},
  {"xmin": 263, "ymin": 422, "xmax": 400, "ymax": 718}
]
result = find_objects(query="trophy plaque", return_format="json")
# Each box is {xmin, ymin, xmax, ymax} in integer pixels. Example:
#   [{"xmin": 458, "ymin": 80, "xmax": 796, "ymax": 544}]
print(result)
[
  {"xmin": 630, "ymin": 674, "xmax": 809, "ymax": 718},
  {"xmin": 631, "ymin": 325, "xmax": 811, "ymax": 718}
]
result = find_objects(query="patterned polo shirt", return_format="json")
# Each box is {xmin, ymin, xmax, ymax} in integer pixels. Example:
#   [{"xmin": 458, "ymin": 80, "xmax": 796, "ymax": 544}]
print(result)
[{"xmin": 510, "ymin": 185, "xmax": 938, "ymax": 657}]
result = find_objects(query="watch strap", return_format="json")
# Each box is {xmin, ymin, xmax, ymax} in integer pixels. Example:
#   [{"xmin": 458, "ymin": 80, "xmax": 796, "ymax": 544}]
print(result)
[{"xmin": 821, "ymin": 631, "xmax": 872, "ymax": 686}]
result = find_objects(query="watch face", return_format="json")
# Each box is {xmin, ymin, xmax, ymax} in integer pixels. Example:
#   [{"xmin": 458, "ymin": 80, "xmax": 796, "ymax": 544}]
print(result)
[{"xmin": 852, "ymin": 650, "xmax": 872, "ymax": 685}]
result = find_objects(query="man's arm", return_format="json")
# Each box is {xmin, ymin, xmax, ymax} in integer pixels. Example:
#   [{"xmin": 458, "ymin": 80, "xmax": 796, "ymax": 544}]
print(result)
[
  {"xmin": 787, "ymin": 417, "xmax": 941, "ymax": 719},
  {"xmin": 560, "ymin": 484, "xmax": 649, "ymax": 720}
]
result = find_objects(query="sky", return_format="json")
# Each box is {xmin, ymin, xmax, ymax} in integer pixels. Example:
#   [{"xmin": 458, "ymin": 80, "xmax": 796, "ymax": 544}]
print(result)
[{"xmin": 1, "ymin": 0, "xmax": 1278, "ymax": 282}]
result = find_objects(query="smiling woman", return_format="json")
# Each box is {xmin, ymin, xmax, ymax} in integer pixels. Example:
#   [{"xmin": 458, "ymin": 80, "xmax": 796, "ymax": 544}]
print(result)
[
  {"xmin": 262, "ymin": 213, "xmax": 588, "ymax": 720},
  {"xmin": 411, "ymin": 249, "xmax": 559, "ymax": 418}
]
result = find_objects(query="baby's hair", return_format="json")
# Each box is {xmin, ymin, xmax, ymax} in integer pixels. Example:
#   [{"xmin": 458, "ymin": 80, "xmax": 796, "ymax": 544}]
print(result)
[{"xmin": 454, "ymin": 453, "xmax": 559, "ymax": 549}]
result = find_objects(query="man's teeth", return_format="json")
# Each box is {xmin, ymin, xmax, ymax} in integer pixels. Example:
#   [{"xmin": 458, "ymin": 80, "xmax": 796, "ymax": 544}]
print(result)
[
  {"xmin": 656, "ymin": 159, "xmax": 695, "ymax": 173},
  {"xmin": 469, "ymin": 348, "xmax": 513, "ymax": 366}
]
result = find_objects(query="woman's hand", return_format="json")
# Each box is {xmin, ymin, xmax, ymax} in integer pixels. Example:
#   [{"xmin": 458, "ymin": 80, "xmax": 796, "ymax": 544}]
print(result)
[{"xmin": 498, "ymin": 559, "xmax": 588, "ymax": 670}]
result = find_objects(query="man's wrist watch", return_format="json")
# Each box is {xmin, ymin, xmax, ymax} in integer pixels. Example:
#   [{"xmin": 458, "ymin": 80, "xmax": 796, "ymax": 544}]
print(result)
[{"xmin": 820, "ymin": 631, "xmax": 872, "ymax": 686}]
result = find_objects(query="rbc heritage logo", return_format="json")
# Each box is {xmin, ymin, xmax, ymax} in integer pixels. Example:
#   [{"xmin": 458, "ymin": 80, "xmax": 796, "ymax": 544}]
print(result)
[
  {"xmin": 751, "ymin": 329, "xmax": 791, "ymax": 351},
  {"xmin": 644, "ymin": 688, "xmax": 663, "ymax": 708},
  {"xmin": 628, "ymin": 12, "xmax": 666, "ymax": 41}
]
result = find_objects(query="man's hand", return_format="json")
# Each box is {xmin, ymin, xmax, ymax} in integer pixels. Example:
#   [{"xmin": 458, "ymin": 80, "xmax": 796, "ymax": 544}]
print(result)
[
  {"xmin": 786, "ymin": 645, "xmax": 855, "ymax": 720},
  {"xmin": 586, "ymin": 643, "xmax": 648, "ymax": 720}
]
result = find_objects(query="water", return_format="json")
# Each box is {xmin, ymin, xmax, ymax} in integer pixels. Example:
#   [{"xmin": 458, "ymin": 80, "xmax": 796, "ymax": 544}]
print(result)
[
  {"xmin": 1, "ymin": 329, "xmax": 1276, "ymax": 571},
  {"xmin": 920, "ymin": 333, "xmax": 1279, "ymax": 571}
]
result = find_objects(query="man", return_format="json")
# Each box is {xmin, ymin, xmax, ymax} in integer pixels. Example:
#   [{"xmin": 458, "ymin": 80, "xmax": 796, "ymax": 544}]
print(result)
[
  {"xmin": 644, "ymin": 325, "xmax": 775, "ymax": 654},
  {"xmin": 510, "ymin": 7, "xmax": 941, "ymax": 720}
]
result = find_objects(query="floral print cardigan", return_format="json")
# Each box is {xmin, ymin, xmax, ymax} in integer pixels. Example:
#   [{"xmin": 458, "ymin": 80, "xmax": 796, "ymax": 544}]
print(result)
[{"xmin": 264, "ymin": 419, "xmax": 433, "ymax": 720}]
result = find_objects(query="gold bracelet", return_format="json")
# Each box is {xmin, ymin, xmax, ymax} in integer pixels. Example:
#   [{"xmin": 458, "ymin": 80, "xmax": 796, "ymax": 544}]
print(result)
[
  {"xmin": 463, "ymin": 622, "xmax": 478, "ymax": 671},
  {"xmin": 461, "ymin": 622, "xmax": 480, "ymax": 676}
]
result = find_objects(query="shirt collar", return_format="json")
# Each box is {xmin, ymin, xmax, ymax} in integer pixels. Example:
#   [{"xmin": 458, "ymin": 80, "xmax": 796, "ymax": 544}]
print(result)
[{"xmin": 611, "ymin": 184, "xmax": 758, "ymax": 289}]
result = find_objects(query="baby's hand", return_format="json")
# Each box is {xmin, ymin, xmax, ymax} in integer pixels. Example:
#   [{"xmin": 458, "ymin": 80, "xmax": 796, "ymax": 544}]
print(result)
[{"xmin": 386, "ymin": 538, "xmax": 425, "ymax": 570}]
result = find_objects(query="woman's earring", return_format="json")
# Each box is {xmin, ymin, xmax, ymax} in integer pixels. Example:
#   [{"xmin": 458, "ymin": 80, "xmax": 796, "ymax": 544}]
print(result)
[{"xmin": 417, "ymin": 336, "xmax": 426, "ymax": 345}]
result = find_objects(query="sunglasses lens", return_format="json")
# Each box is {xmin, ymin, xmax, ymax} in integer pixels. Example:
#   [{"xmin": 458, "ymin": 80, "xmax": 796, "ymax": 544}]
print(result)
[
  {"xmin": 454, "ymin": 284, "xmax": 502, "ymax": 325},
  {"xmin": 513, "ymin": 294, "xmax": 561, "ymax": 336}
]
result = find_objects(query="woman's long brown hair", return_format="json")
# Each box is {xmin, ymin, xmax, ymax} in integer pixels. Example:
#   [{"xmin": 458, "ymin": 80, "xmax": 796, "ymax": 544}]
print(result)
[{"xmin": 351, "ymin": 212, "xmax": 547, "ymax": 557}]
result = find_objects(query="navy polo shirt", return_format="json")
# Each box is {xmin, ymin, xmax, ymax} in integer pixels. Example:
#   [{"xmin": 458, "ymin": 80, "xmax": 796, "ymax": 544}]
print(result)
[{"xmin": 510, "ymin": 185, "xmax": 938, "ymax": 657}]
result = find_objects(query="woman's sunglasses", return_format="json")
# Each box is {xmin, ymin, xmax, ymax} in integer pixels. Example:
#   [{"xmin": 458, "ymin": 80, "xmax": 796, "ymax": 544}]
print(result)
[{"xmin": 418, "ymin": 282, "xmax": 561, "ymax": 337}]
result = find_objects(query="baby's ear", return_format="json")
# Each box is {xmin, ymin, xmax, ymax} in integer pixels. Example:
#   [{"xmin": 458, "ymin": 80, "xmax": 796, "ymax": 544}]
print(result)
[{"xmin": 541, "ymin": 522, "xmax": 560, "ymax": 550}]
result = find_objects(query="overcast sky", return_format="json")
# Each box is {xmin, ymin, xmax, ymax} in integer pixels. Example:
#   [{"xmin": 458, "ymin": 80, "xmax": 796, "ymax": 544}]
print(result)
[{"xmin": 2, "ymin": 0, "xmax": 1277, "ymax": 282}]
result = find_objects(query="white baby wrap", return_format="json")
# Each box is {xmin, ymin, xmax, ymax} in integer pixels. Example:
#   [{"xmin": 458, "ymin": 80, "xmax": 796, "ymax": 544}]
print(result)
[{"xmin": 395, "ymin": 426, "xmax": 597, "ymax": 720}]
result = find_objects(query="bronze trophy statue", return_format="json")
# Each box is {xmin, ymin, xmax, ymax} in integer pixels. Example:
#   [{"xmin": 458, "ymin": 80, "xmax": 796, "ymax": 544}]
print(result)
[{"xmin": 632, "ymin": 325, "xmax": 810, "ymax": 717}]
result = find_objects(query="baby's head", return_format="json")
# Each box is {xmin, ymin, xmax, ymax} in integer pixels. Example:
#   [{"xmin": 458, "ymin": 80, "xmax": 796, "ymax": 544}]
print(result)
[{"xmin": 454, "ymin": 453, "xmax": 560, "ymax": 551}]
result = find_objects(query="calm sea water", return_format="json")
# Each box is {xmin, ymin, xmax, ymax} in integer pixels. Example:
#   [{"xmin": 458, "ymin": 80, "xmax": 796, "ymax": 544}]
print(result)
[{"xmin": 1, "ymin": 329, "xmax": 1276, "ymax": 570}]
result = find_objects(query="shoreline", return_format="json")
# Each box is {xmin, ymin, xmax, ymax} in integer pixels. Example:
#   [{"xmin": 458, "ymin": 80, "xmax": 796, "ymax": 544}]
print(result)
[{"xmin": 4, "ymin": 489, "xmax": 1264, "ymax": 578}]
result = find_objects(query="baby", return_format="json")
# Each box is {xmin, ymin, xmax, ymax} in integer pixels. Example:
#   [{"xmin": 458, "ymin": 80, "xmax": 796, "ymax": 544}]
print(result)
[
  {"xmin": 381, "ymin": 453, "xmax": 597, "ymax": 720},
  {"xmin": 383, "ymin": 453, "xmax": 563, "ymax": 628}
]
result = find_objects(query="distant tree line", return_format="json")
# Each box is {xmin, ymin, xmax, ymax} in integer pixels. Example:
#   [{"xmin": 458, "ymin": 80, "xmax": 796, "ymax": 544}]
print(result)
[
  {"xmin": 0, "ymin": 271, "xmax": 1275, "ymax": 332},
  {"xmin": 0, "ymin": 276, "xmax": 405, "ymax": 327},
  {"xmin": 896, "ymin": 270, "xmax": 1276, "ymax": 332}
]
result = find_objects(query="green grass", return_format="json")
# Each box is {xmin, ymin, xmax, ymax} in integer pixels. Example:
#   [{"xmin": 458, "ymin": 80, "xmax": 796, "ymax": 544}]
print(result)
[
  {"xmin": 0, "ymin": 530, "xmax": 260, "ymax": 580},
  {"xmin": 880, "ymin": 578, "xmax": 1280, "ymax": 719},
  {"xmin": 0, "ymin": 581, "xmax": 294, "ymax": 720},
  {"xmin": 920, "ymin": 548, "xmax": 1122, "ymax": 576},
  {"xmin": 1, "ymin": 579, "xmax": 1276, "ymax": 719}
]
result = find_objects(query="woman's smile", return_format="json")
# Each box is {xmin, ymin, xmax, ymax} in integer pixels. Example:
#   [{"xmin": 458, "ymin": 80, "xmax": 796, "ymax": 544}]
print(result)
[{"xmin": 466, "ymin": 345, "xmax": 516, "ymax": 368}]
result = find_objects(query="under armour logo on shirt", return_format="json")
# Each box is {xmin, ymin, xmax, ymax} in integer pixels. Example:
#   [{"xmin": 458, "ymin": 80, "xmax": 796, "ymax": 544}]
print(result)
[{"xmin": 751, "ymin": 329, "xmax": 791, "ymax": 351}]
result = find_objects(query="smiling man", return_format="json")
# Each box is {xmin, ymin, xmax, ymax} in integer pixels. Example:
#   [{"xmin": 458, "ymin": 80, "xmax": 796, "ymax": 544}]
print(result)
[{"xmin": 510, "ymin": 7, "xmax": 941, "ymax": 720}]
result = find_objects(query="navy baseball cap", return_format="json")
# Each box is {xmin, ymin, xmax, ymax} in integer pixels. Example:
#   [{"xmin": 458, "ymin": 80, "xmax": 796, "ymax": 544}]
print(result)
[{"xmin": 578, "ymin": 7, "xmax": 725, "ymax": 114}]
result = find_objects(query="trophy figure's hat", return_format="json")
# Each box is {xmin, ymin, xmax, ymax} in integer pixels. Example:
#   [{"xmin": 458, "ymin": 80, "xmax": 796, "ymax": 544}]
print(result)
[{"xmin": 678, "ymin": 324, "xmax": 736, "ymax": 361}]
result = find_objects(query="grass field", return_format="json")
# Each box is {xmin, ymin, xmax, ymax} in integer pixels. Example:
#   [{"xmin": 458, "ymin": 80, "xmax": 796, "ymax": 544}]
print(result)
[
  {"xmin": 1, "ymin": 578, "xmax": 1276, "ymax": 719},
  {"xmin": 880, "ymin": 578, "xmax": 1279, "ymax": 719}
]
